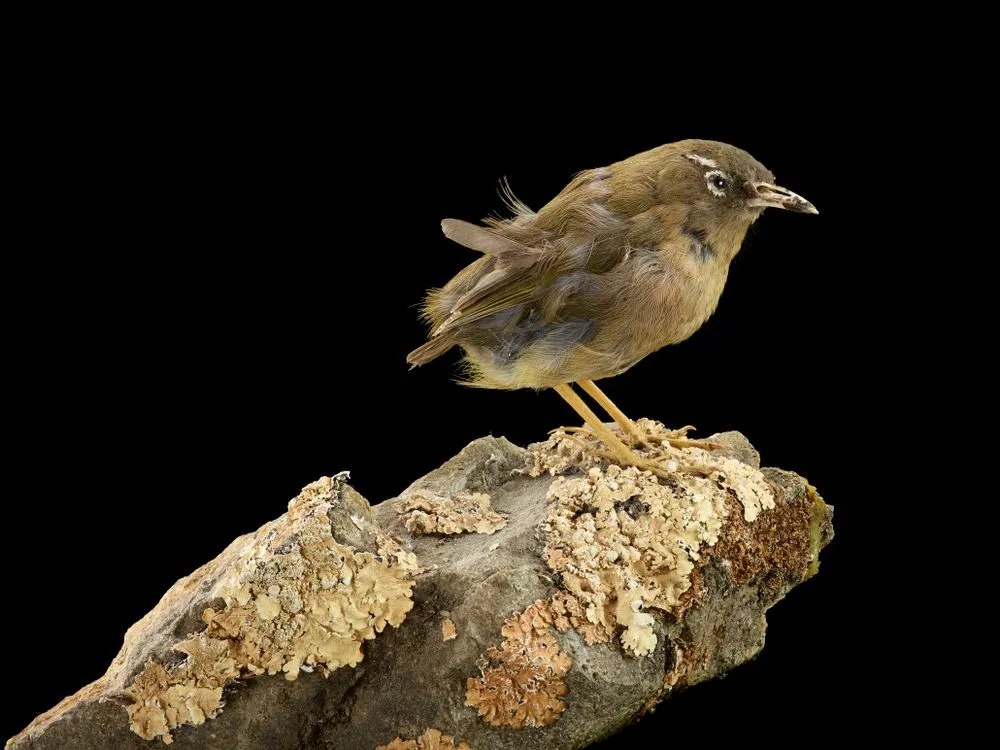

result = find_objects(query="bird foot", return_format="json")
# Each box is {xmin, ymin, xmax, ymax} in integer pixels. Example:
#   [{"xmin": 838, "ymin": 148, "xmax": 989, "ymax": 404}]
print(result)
[
  {"xmin": 550, "ymin": 426, "xmax": 595, "ymax": 439},
  {"xmin": 663, "ymin": 436, "xmax": 725, "ymax": 451},
  {"xmin": 584, "ymin": 443, "xmax": 678, "ymax": 481},
  {"xmin": 664, "ymin": 425, "xmax": 697, "ymax": 439},
  {"xmin": 618, "ymin": 422, "xmax": 724, "ymax": 452},
  {"xmin": 551, "ymin": 426, "xmax": 708, "ymax": 480}
]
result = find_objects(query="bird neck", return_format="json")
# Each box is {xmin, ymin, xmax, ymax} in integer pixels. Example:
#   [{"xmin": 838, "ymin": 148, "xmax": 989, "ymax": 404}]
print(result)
[{"xmin": 684, "ymin": 212, "xmax": 753, "ymax": 266}]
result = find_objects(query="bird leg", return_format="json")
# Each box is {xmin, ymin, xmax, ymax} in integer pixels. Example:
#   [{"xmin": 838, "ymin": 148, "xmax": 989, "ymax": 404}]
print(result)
[
  {"xmin": 576, "ymin": 380, "xmax": 650, "ymax": 446},
  {"xmin": 552, "ymin": 383, "xmax": 673, "ymax": 480},
  {"xmin": 577, "ymin": 379, "xmax": 722, "ymax": 451}
]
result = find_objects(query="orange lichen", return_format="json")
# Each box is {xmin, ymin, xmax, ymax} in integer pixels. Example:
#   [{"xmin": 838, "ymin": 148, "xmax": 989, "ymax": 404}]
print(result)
[
  {"xmin": 712, "ymin": 476, "xmax": 825, "ymax": 585},
  {"xmin": 124, "ymin": 476, "xmax": 417, "ymax": 743},
  {"xmin": 465, "ymin": 600, "xmax": 572, "ymax": 728},
  {"xmin": 376, "ymin": 728, "xmax": 472, "ymax": 750},
  {"xmin": 442, "ymin": 617, "xmax": 458, "ymax": 641},
  {"xmin": 398, "ymin": 489, "xmax": 507, "ymax": 535}
]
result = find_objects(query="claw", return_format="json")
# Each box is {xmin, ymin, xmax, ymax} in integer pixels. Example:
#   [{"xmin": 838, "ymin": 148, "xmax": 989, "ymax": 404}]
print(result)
[
  {"xmin": 551, "ymin": 425, "xmax": 593, "ymax": 437},
  {"xmin": 665, "ymin": 438, "xmax": 724, "ymax": 451},
  {"xmin": 665, "ymin": 425, "xmax": 697, "ymax": 438},
  {"xmin": 557, "ymin": 432, "xmax": 598, "ymax": 453}
]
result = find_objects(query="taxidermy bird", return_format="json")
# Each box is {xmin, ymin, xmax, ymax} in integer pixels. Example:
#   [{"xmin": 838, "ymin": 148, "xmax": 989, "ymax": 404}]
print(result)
[{"xmin": 408, "ymin": 139, "xmax": 816, "ymax": 476}]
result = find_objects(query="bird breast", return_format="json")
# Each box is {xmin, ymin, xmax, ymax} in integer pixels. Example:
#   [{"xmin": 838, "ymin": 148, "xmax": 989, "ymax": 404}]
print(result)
[{"xmin": 620, "ymin": 243, "xmax": 730, "ymax": 354}]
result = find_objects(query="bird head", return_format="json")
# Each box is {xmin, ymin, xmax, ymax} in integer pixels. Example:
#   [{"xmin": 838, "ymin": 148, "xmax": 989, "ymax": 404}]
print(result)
[{"xmin": 645, "ymin": 139, "xmax": 817, "ymax": 260}]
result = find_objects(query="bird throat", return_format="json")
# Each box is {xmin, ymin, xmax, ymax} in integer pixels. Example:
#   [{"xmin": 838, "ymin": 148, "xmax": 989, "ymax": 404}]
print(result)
[{"xmin": 683, "ymin": 225, "xmax": 716, "ymax": 263}]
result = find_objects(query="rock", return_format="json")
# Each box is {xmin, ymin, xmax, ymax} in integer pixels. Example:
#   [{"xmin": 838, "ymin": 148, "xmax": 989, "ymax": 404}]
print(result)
[{"xmin": 9, "ymin": 425, "xmax": 833, "ymax": 750}]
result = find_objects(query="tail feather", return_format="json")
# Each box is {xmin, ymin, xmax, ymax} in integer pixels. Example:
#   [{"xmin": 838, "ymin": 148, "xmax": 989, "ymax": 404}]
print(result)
[
  {"xmin": 441, "ymin": 219, "xmax": 539, "ymax": 270},
  {"xmin": 406, "ymin": 335, "xmax": 457, "ymax": 367}
]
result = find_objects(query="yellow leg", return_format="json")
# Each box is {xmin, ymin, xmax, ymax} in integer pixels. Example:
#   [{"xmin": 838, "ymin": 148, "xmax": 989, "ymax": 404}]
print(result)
[
  {"xmin": 578, "ymin": 379, "xmax": 721, "ymax": 451},
  {"xmin": 553, "ymin": 383, "xmax": 672, "ymax": 479},
  {"xmin": 577, "ymin": 379, "xmax": 647, "ymax": 444}
]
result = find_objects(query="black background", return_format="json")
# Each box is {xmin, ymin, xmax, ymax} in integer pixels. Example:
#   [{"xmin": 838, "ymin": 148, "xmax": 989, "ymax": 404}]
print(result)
[{"xmin": 6, "ymin": 39, "xmax": 909, "ymax": 746}]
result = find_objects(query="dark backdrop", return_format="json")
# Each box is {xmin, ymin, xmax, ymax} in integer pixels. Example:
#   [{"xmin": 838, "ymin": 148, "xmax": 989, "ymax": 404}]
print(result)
[{"xmin": 6, "ymin": 50, "xmax": 900, "ymax": 745}]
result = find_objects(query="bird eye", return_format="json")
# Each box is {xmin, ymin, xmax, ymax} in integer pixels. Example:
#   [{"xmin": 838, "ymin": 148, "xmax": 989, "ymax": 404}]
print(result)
[{"xmin": 705, "ymin": 170, "xmax": 729, "ymax": 196}]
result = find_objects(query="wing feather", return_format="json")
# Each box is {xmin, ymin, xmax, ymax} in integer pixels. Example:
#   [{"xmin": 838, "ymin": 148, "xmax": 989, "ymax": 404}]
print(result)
[{"xmin": 410, "ymin": 170, "xmax": 632, "ymax": 368}]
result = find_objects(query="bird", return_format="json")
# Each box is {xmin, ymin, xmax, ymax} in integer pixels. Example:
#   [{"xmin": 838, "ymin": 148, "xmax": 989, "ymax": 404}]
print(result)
[{"xmin": 407, "ymin": 139, "xmax": 817, "ymax": 477}]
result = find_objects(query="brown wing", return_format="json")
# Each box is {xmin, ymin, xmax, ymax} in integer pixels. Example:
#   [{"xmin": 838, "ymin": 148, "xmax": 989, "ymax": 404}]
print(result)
[
  {"xmin": 407, "ymin": 220, "xmax": 546, "ymax": 367},
  {"xmin": 428, "ymin": 220, "xmax": 543, "ymax": 336},
  {"xmin": 408, "ymin": 169, "xmax": 642, "ymax": 368}
]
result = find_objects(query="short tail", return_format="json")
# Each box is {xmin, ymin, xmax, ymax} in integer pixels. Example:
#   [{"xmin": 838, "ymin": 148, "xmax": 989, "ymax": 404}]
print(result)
[{"xmin": 406, "ymin": 336, "xmax": 456, "ymax": 368}]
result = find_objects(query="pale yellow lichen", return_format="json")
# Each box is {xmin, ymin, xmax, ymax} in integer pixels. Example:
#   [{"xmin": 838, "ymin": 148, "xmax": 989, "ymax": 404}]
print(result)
[
  {"xmin": 399, "ymin": 489, "xmax": 507, "ymax": 535},
  {"xmin": 524, "ymin": 432, "xmax": 602, "ymax": 476},
  {"xmin": 616, "ymin": 588, "xmax": 657, "ymax": 657},
  {"xmin": 378, "ymin": 531, "xmax": 421, "ymax": 573},
  {"xmin": 254, "ymin": 593, "xmax": 281, "ymax": 621},
  {"xmin": 376, "ymin": 728, "xmax": 473, "ymax": 750},
  {"xmin": 124, "ymin": 476, "xmax": 417, "ymax": 743},
  {"xmin": 123, "ymin": 634, "xmax": 239, "ymax": 745},
  {"xmin": 548, "ymin": 589, "xmax": 612, "ymax": 645},
  {"xmin": 465, "ymin": 600, "xmax": 572, "ymax": 728},
  {"xmin": 529, "ymin": 419, "xmax": 774, "ymax": 522},
  {"xmin": 442, "ymin": 617, "xmax": 458, "ymax": 641},
  {"xmin": 541, "ymin": 430, "xmax": 773, "ymax": 657},
  {"xmin": 680, "ymin": 451, "xmax": 775, "ymax": 522}
]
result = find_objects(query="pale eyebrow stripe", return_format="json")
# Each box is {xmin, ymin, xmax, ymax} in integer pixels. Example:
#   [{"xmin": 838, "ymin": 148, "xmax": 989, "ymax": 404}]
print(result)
[{"xmin": 683, "ymin": 154, "xmax": 718, "ymax": 168}]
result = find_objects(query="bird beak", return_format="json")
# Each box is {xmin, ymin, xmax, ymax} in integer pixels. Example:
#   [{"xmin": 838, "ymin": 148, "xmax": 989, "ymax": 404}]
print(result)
[{"xmin": 749, "ymin": 182, "xmax": 818, "ymax": 214}]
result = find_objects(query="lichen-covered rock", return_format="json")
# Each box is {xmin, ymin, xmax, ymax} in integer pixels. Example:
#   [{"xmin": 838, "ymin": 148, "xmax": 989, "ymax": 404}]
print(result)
[
  {"xmin": 376, "ymin": 728, "xmax": 473, "ymax": 750},
  {"xmin": 10, "ymin": 428, "xmax": 832, "ymax": 750},
  {"xmin": 119, "ymin": 475, "xmax": 419, "ymax": 743},
  {"xmin": 465, "ymin": 601, "xmax": 572, "ymax": 728},
  {"xmin": 536, "ymin": 423, "xmax": 776, "ymax": 659},
  {"xmin": 399, "ymin": 489, "xmax": 507, "ymax": 535}
]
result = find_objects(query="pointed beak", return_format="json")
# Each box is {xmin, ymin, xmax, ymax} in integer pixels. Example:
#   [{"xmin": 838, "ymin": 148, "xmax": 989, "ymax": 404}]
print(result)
[{"xmin": 749, "ymin": 182, "xmax": 818, "ymax": 214}]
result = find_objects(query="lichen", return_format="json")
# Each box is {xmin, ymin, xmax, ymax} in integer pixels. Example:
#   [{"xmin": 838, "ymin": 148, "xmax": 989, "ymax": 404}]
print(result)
[
  {"xmin": 124, "ymin": 476, "xmax": 417, "ymax": 743},
  {"xmin": 616, "ymin": 587, "xmax": 657, "ymax": 656},
  {"xmin": 712, "ymin": 474, "xmax": 825, "ymax": 589},
  {"xmin": 378, "ymin": 528, "xmax": 422, "ymax": 574},
  {"xmin": 541, "ymin": 437, "xmax": 774, "ymax": 657},
  {"xmin": 524, "ymin": 431, "xmax": 603, "ymax": 476},
  {"xmin": 376, "ymin": 728, "xmax": 472, "ymax": 750},
  {"xmin": 466, "ymin": 600, "xmax": 572, "ymax": 728},
  {"xmin": 123, "ymin": 635, "xmax": 239, "ymax": 745},
  {"xmin": 549, "ymin": 589, "xmax": 612, "ymax": 645},
  {"xmin": 398, "ymin": 489, "xmax": 507, "ymax": 535},
  {"xmin": 442, "ymin": 617, "xmax": 457, "ymax": 641},
  {"xmin": 527, "ymin": 419, "xmax": 774, "ymax": 522},
  {"xmin": 805, "ymin": 483, "xmax": 827, "ymax": 578}
]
